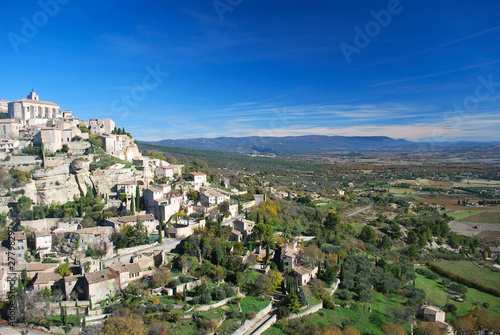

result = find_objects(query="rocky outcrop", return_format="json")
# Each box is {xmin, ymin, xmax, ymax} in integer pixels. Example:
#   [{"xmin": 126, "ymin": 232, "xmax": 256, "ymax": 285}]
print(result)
[{"xmin": 27, "ymin": 159, "xmax": 143, "ymax": 206}]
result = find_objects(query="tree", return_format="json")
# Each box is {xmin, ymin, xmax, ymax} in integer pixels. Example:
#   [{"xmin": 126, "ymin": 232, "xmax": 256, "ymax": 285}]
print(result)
[
  {"xmin": 57, "ymin": 263, "xmax": 71, "ymax": 277},
  {"xmin": 378, "ymin": 235, "xmax": 392, "ymax": 250},
  {"xmin": 454, "ymin": 314, "xmax": 478, "ymax": 335},
  {"xmin": 268, "ymin": 269, "xmax": 284, "ymax": 291},
  {"xmin": 253, "ymin": 223, "xmax": 275, "ymax": 248},
  {"xmin": 151, "ymin": 266, "xmax": 172, "ymax": 288},
  {"xmin": 285, "ymin": 291, "xmax": 301, "ymax": 314},
  {"xmin": 298, "ymin": 287, "xmax": 308, "ymax": 307},
  {"xmin": 135, "ymin": 186, "xmax": 140, "ymax": 211},
  {"xmin": 406, "ymin": 244, "xmax": 418, "ymax": 259},
  {"xmin": 322, "ymin": 327, "xmax": 342, "ymax": 335},
  {"xmin": 253, "ymin": 274, "xmax": 274, "ymax": 296},
  {"xmin": 158, "ymin": 211, "xmax": 164, "ymax": 243},
  {"xmin": 471, "ymin": 305, "xmax": 489, "ymax": 330},
  {"xmin": 323, "ymin": 212, "xmax": 340, "ymax": 230},
  {"xmin": 389, "ymin": 222, "xmax": 403, "ymax": 239},
  {"xmin": 407, "ymin": 230, "xmax": 418, "ymax": 245},
  {"xmin": 415, "ymin": 322, "xmax": 444, "ymax": 335},
  {"xmin": 130, "ymin": 195, "xmax": 135, "ymax": 214},
  {"xmin": 381, "ymin": 323, "xmax": 406, "ymax": 335},
  {"xmin": 16, "ymin": 196, "xmax": 32, "ymax": 214},
  {"xmin": 342, "ymin": 326, "xmax": 361, "ymax": 335},
  {"xmin": 104, "ymin": 317, "xmax": 145, "ymax": 335},
  {"xmin": 359, "ymin": 225, "xmax": 376, "ymax": 244}
]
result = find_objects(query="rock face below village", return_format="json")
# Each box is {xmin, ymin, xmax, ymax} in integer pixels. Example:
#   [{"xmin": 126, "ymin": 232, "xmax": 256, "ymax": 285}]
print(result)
[{"xmin": 28, "ymin": 162, "xmax": 137, "ymax": 206}]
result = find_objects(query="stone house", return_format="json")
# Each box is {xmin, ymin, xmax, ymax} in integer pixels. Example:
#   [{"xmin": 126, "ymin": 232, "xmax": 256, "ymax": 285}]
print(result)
[
  {"xmin": 187, "ymin": 172, "xmax": 207, "ymax": 190},
  {"xmin": 199, "ymin": 187, "xmax": 230, "ymax": 207},
  {"xmin": 34, "ymin": 230, "xmax": 52, "ymax": 256},
  {"xmin": 13, "ymin": 263, "xmax": 59, "ymax": 279},
  {"xmin": 84, "ymin": 268, "xmax": 120, "ymax": 305},
  {"xmin": 12, "ymin": 231, "xmax": 27, "ymax": 263},
  {"xmin": 232, "ymin": 218, "xmax": 255, "ymax": 243},
  {"xmin": 33, "ymin": 272, "xmax": 63, "ymax": 291},
  {"xmin": 0, "ymin": 120, "xmax": 22, "ymax": 139},
  {"xmin": 103, "ymin": 214, "xmax": 157, "ymax": 234},
  {"xmin": 108, "ymin": 261, "xmax": 141, "ymax": 288},
  {"xmin": 485, "ymin": 246, "xmax": 500, "ymax": 259},
  {"xmin": 294, "ymin": 266, "xmax": 319, "ymax": 286},
  {"xmin": 165, "ymin": 219, "xmax": 205, "ymax": 239},
  {"xmin": 0, "ymin": 267, "xmax": 10, "ymax": 299},
  {"xmin": 420, "ymin": 305, "xmax": 446, "ymax": 322},
  {"xmin": 281, "ymin": 241, "xmax": 300, "ymax": 270}
]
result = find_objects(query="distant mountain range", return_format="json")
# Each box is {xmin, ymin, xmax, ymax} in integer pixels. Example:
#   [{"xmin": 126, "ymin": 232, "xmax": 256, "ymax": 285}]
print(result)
[{"xmin": 144, "ymin": 135, "xmax": 499, "ymax": 156}]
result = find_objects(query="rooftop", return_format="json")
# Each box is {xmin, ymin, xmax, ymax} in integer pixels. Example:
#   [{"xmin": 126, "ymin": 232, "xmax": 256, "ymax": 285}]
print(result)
[{"xmin": 85, "ymin": 268, "xmax": 119, "ymax": 285}]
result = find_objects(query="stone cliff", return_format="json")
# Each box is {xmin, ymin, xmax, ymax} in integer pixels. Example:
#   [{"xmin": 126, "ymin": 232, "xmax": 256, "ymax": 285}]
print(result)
[{"xmin": 27, "ymin": 158, "xmax": 142, "ymax": 207}]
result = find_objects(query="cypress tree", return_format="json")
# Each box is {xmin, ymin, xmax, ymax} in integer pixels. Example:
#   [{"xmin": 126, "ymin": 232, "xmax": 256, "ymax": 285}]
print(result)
[
  {"xmin": 159, "ymin": 211, "xmax": 164, "ymax": 243},
  {"xmin": 135, "ymin": 187, "xmax": 140, "ymax": 211},
  {"xmin": 130, "ymin": 195, "xmax": 135, "ymax": 214}
]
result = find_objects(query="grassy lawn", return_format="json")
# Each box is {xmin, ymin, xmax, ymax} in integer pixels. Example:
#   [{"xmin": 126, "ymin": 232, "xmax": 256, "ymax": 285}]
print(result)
[
  {"xmin": 264, "ymin": 293, "xmax": 411, "ymax": 335},
  {"xmin": 240, "ymin": 296, "xmax": 270, "ymax": 316},
  {"xmin": 306, "ymin": 293, "xmax": 321, "ymax": 306},
  {"xmin": 432, "ymin": 260, "xmax": 500, "ymax": 291},
  {"xmin": 315, "ymin": 200, "xmax": 346, "ymax": 210},
  {"xmin": 415, "ymin": 270, "xmax": 500, "ymax": 320}
]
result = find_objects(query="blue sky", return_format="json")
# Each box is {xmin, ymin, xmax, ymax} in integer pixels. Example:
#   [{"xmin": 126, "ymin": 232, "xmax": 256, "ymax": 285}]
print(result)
[{"xmin": 1, "ymin": 0, "xmax": 499, "ymax": 141}]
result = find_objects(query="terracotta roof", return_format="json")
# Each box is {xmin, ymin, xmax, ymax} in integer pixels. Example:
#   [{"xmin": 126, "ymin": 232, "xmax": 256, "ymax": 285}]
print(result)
[
  {"xmin": 188, "ymin": 172, "xmax": 206, "ymax": 176},
  {"xmin": 14, "ymin": 263, "xmax": 58, "ymax": 272},
  {"xmin": 85, "ymin": 268, "xmax": 119, "ymax": 285},
  {"xmin": 34, "ymin": 230, "xmax": 51, "ymax": 237},
  {"xmin": 294, "ymin": 266, "xmax": 314, "ymax": 276},
  {"xmin": 109, "ymin": 261, "xmax": 141, "ymax": 274},
  {"xmin": 34, "ymin": 272, "xmax": 62, "ymax": 285},
  {"xmin": 14, "ymin": 232, "xmax": 26, "ymax": 240},
  {"xmin": 421, "ymin": 305, "xmax": 443, "ymax": 315},
  {"xmin": 106, "ymin": 214, "xmax": 155, "ymax": 224},
  {"xmin": 117, "ymin": 180, "xmax": 137, "ymax": 185}
]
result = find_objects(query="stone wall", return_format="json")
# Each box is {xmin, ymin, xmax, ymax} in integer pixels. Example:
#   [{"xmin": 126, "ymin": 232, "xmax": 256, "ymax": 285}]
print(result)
[
  {"xmin": 253, "ymin": 315, "xmax": 277, "ymax": 335},
  {"xmin": 20, "ymin": 218, "xmax": 61, "ymax": 230},
  {"xmin": 287, "ymin": 302, "xmax": 323, "ymax": 320},
  {"xmin": 231, "ymin": 300, "xmax": 273, "ymax": 335}
]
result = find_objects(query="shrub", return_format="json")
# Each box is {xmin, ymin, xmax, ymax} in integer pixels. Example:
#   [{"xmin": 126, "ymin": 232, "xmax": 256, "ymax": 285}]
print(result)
[
  {"xmin": 277, "ymin": 306, "xmax": 290, "ymax": 319},
  {"xmin": 247, "ymin": 310, "xmax": 256, "ymax": 320}
]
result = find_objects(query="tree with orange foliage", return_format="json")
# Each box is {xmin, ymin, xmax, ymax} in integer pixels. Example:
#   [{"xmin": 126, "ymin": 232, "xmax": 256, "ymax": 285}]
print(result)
[
  {"xmin": 454, "ymin": 314, "xmax": 478, "ymax": 335},
  {"xmin": 382, "ymin": 322, "xmax": 407, "ymax": 335},
  {"xmin": 490, "ymin": 315, "xmax": 500, "ymax": 333},
  {"xmin": 415, "ymin": 322, "xmax": 444, "ymax": 335},
  {"xmin": 104, "ymin": 317, "xmax": 145, "ymax": 335},
  {"xmin": 470, "ymin": 305, "xmax": 489, "ymax": 330},
  {"xmin": 342, "ymin": 326, "xmax": 361, "ymax": 335},
  {"xmin": 322, "ymin": 326, "xmax": 342, "ymax": 335}
]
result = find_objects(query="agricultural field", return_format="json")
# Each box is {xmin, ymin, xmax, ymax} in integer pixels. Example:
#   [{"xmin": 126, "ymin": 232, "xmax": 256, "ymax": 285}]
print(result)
[
  {"xmin": 448, "ymin": 220, "xmax": 500, "ymax": 239},
  {"xmin": 432, "ymin": 260, "xmax": 500, "ymax": 292},
  {"xmin": 459, "ymin": 210, "xmax": 500, "ymax": 224},
  {"xmin": 453, "ymin": 179, "xmax": 500, "ymax": 188},
  {"xmin": 415, "ymin": 268, "xmax": 500, "ymax": 320},
  {"xmin": 446, "ymin": 210, "xmax": 479, "ymax": 221}
]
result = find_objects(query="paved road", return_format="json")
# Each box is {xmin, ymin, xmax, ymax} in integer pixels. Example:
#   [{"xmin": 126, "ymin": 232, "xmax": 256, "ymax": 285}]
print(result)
[{"xmin": 347, "ymin": 204, "xmax": 374, "ymax": 217}]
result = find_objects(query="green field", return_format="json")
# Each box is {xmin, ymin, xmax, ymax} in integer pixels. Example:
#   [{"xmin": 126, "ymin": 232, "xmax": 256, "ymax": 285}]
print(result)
[
  {"xmin": 240, "ymin": 296, "xmax": 270, "ymax": 316},
  {"xmin": 315, "ymin": 200, "xmax": 347, "ymax": 210},
  {"xmin": 446, "ymin": 210, "xmax": 477, "ymax": 220},
  {"xmin": 433, "ymin": 260, "xmax": 500, "ymax": 291},
  {"xmin": 264, "ymin": 293, "xmax": 411, "ymax": 335},
  {"xmin": 415, "ymin": 269, "xmax": 500, "ymax": 320},
  {"xmin": 459, "ymin": 211, "xmax": 500, "ymax": 224}
]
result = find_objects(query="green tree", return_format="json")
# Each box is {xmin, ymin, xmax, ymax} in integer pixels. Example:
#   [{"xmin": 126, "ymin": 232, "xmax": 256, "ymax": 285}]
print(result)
[
  {"xmin": 130, "ymin": 195, "xmax": 135, "ymax": 214},
  {"xmin": 285, "ymin": 291, "xmax": 301, "ymax": 314},
  {"xmin": 16, "ymin": 196, "xmax": 32, "ymax": 214},
  {"xmin": 253, "ymin": 223, "xmax": 275, "ymax": 248},
  {"xmin": 359, "ymin": 225, "xmax": 376, "ymax": 244},
  {"xmin": 378, "ymin": 235, "xmax": 392, "ymax": 250},
  {"xmin": 57, "ymin": 263, "xmax": 70, "ymax": 277},
  {"xmin": 324, "ymin": 212, "xmax": 340, "ymax": 230}
]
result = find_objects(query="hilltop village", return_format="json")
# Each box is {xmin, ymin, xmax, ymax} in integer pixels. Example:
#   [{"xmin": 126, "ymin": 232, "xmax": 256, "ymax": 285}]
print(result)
[{"xmin": 0, "ymin": 92, "xmax": 499, "ymax": 335}]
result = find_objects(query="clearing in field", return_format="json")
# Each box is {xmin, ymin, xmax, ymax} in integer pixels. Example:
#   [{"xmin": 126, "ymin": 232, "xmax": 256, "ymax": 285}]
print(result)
[{"xmin": 453, "ymin": 179, "xmax": 500, "ymax": 188}]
